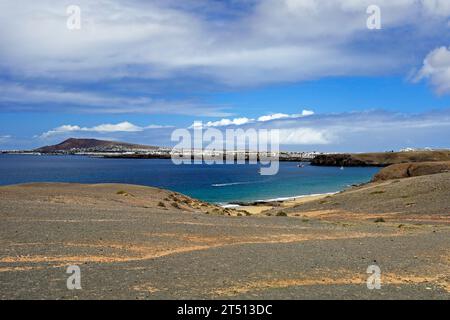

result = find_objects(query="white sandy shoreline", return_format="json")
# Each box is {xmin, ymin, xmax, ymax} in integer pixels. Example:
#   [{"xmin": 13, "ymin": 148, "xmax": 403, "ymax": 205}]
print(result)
[
  {"xmin": 220, "ymin": 192, "xmax": 339, "ymax": 214},
  {"xmin": 220, "ymin": 192, "xmax": 337, "ymax": 208}
]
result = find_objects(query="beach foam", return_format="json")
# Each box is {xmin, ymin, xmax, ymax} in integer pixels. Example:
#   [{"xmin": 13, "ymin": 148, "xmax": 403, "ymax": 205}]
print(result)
[
  {"xmin": 219, "ymin": 192, "xmax": 337, "ymax": 207},
  {"xmin": 255, "ymin": 192, "xmax": 337, "ymax": 203}
]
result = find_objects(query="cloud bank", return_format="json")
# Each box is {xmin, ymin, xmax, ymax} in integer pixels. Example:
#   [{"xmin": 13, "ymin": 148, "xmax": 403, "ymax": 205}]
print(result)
[
  {"xmin": 39, "ymin": 121, "xmax": 173, "ymax": 138},
  {"xmin": 192, "ymin": 110, "xmax": 315, "ymax": 128},
  {"xmin": 35, "ymin": 109, "xmax": 450, "ymax": 152},
  {"xmin": 1, "ymin": 0, "xmax": 450, "ymax": 87},
  {"xmin": 0, "ymin": 83, "xmax": 230, "ymax": 116},
  {"xmin": 0, "ymin": 0, "xmax": 449, "ymax": 118}
]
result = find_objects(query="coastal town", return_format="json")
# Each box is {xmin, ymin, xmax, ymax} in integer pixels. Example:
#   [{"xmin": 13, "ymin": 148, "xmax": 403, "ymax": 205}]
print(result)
[
  {"xmin": 0, "ymin": 138, "xmax": 324, "ymax": 161},
  {"xmin": 2, "ymin": 138, "xmax": 444, "ymax": 163}
]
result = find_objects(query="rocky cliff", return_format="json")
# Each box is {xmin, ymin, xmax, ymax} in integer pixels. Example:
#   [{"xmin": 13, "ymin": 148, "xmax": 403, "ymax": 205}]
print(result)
[{"xmin": 311, "ymin": 150, "xmax": 450, "ymax": 167}]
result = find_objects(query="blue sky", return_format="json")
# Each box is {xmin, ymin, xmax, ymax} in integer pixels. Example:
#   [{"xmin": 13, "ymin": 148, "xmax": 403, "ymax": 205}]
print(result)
[{"xmin": 1, "ymin": 0, "xmax": 450, "ymax": 151}]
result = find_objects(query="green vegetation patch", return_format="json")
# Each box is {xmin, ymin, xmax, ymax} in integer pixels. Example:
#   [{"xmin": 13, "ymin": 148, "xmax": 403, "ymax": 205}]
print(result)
[
  {"xmin": 157, "ymin": 201, "xmax": 166, "ymax": 208},
  {"xmin": 171, "ymin": 202, "xmax": 181, "ymax": 209},
  {"xmin": 116, "ymin": 190, "xmax": 132, "ymax": 196}
]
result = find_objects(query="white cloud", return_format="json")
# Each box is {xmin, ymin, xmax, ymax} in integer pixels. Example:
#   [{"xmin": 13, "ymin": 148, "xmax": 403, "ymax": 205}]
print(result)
[
  {"xmin": 278, "ymin": 128, "xmax": 330, "ymax": 145},
  {"xmin": 300, "ymin": 110, "xmax": 315, "ymax": 116},
  {"xmin": 257, "ymin": 109, "xmax": 450, "ymax": 148},
  {"xmin": 206, "ymin": 117, "xmax": 253, "ymax": 127},
  {"xmin": 258, "ymin": 110, "xmax": 314, "ymax": 122},
  {"xmin": 422, "ymin": 0, "xmax": 450, "ymax": 16},
  {"xmin": 194, "ymin": 109, "xmax": 315, "ymax": 128},
  {"xmin": 1, "ymin": 0, "xmax": 449, "ymax": 86},
  {"xmin": 0, "ymin": 135, "xmax": 12, "ymax": 142},
  {"xmin": 39, "ymin": 121, "xmax": 171, "ymax": 138},
  {"xmin": 89, "ymin": 122, "xmax": 143, "ymax": 133},
  {"xmin": 415, "ymin": 46, "xmax": 450, "ymax": 94},
  {"xmin": 220, "ymin": 127, "xmax": 330, "ymax": 147},
  {"xmin": 257, "ymin": 113, "xmax": 290, "ymax": 122},
  {"xmin": 145, "ymin": 124, "xmax": 174, "ymax": 129},
  {"xmin": 191, "ymin": 117, "xmax": 254, "ymax": 128},
  {"xmin": 190, "ymin": 109, "xmax": 450, "ymax": 148},
  {"xmin": 0, "ymin": 83, "xmax": 230, "ymax": 116}
]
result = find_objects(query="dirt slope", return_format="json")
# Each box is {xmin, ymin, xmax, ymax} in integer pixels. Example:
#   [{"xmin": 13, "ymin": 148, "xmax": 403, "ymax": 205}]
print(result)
[
  {"xmin": 373, "ymin": 161, "xmax": 450, "ymax": 181},
  {"xmin": 272, "ymin": 172, "xmax": 450, "ymax": 223}
]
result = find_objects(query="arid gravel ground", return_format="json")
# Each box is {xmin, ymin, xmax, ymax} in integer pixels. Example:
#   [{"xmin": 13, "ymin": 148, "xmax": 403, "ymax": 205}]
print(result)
[{"xmin": 0, "ymin": 181, "xmax": 449, "ymax": 299}]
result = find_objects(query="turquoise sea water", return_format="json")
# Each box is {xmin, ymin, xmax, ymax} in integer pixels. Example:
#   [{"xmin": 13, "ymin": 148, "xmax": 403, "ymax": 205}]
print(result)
[{"xmin": 0, "ymin": 154, "xmax": 379, "ymax": 204}]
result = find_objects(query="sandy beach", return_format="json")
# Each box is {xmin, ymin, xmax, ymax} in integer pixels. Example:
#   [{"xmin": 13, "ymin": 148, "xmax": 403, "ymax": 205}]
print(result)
[{"xmin": 234, "ymin": 194, "xmax": 334, "ymax": 214}]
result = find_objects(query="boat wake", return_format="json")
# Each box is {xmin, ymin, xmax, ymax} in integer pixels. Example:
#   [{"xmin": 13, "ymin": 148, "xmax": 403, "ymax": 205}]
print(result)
[{"xmin": 212, "ymin": 181, "xmax": 254, "ymax": 187}]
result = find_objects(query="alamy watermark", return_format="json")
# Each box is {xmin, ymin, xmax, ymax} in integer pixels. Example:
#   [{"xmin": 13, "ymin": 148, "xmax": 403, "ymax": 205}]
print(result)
[
  {"xmin": 65, "ymin": 4, "xmax": 381, "ymax": 31},
  {"xmin": 367, "ymin": 5, "xmax": 381, "ymax": 30},
  {"xmin": 66, "ymin": 265, "xmax": 82, "ymax": 290},
  {"xmin": 66, "ymin": 5, "xmax": 81, "ymax": 30},
  {"xmin": 170, "ymin": 122, "xmax": 280, "ymax": 175},
  {"xmin": 366, "ymin": 264, "xmax": 381, "ymax": 290}
]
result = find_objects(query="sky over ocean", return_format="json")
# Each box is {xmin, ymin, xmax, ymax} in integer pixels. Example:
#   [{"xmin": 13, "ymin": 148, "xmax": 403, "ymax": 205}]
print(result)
[{"xmin": 1, "ymin": 0, "xmax": 450, "ymax": 151}]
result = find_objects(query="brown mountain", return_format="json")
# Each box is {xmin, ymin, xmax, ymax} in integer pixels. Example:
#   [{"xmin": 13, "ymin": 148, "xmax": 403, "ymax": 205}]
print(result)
[{"xmin": 34, "ymin": 138, "xmax": 158, "ymax": 153}]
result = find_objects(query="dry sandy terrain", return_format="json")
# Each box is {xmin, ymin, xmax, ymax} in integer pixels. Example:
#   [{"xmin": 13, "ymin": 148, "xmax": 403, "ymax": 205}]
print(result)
[
  {"xmin": 0, "ymin": 181, "xmax": 449, "ymax": 299},
  {"xmin": 266, "ymin": 172, "xmax": 450, "ymax": 223}
]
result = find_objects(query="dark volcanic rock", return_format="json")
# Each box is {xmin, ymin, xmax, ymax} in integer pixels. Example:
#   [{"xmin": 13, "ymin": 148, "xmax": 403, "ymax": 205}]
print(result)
[
  {"xmin": 311, "ymin": 150, "xmax": 450, "ymax": 167},
  {"xmin": 311, "ymin": 154, "xmax": 372, "ymax": 167}
]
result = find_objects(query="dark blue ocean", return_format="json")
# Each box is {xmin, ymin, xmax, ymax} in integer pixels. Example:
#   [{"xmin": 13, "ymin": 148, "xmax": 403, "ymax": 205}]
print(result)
[{"xmin": 0, "ymin": 154, "xmax": 379, "ymax": 204}]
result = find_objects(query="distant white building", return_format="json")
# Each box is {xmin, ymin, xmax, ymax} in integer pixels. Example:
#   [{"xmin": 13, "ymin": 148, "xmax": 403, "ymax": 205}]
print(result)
[{"xmin": 399, "ymin": 147, "xmax": 433, "ymax": 152}]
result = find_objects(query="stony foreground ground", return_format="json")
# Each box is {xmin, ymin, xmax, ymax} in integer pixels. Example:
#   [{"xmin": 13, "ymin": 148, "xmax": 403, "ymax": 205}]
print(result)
[{"xmin": 0, "ymin": 182, "xmax": 449, "ymax": 299}]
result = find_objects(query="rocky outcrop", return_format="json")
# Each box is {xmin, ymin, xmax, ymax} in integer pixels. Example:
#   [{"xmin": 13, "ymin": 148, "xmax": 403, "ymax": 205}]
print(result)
[
  {"xmin": 372, "ymin": 161, "xmax": 450, "ymax": 181},
  {"xmin": 311, "ymin": 151, "xmax": 450, "ymax": 167},
  {"xmin": 310, "ymin": 154, "xmax": 376, "ymax": 167}
]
